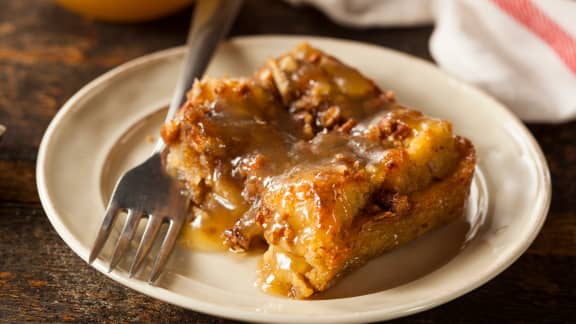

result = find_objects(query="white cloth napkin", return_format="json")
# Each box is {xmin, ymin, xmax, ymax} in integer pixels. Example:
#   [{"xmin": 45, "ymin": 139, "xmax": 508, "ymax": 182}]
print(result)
[
  {"xmin": 286, "ymin": 0, "xmax": 576, "ymax": 122},
  {"xmin": 286, "ymin": 0, "xmax": 434, "ymax": 27}
]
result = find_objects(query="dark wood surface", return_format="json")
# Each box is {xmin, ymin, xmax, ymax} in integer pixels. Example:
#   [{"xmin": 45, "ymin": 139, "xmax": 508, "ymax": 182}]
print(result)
[{"xmin": 1, "ymin": 1, "xmax": 574, "ymax": 323}]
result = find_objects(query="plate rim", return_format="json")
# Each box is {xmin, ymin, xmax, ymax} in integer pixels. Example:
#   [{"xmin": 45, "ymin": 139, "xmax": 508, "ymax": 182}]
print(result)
[{"xmin": 36, "ymin": 35, "xmax": 551, "ymax": 323}]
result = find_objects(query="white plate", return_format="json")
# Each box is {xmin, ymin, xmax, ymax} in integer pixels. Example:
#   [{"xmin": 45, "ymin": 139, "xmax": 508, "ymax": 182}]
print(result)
[{"xmin": 37, "ymin": 36, "xmax": 550, "ymax": 323}]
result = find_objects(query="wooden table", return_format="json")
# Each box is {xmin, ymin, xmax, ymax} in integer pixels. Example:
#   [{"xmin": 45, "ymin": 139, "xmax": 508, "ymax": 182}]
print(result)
[{"xmin": 1, "ymin": 1, "xmax": 574, "ymax": 322}]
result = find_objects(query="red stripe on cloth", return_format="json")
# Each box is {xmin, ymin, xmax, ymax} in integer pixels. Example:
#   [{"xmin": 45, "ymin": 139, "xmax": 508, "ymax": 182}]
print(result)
[{"xmin": 492, "ymin": 0, "xmax": 576, "ymax": 74}]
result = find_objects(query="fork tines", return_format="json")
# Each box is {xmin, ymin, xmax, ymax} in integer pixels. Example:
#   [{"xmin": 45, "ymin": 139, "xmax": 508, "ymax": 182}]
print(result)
[{"xmin": 88, "ymin": 204, "xmax": 184, "ymax": 283}]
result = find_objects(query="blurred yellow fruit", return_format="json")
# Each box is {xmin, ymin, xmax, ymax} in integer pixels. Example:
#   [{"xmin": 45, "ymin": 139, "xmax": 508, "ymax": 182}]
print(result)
[{"xmin": 55, "ymin": 0, "xmax": 195, "ymax": 23}]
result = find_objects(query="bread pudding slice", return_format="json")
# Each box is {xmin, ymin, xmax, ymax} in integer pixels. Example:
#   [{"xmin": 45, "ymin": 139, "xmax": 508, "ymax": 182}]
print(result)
[{"xmin": 161, "ymin": 43, "xmax": 476, "ymax": 298}]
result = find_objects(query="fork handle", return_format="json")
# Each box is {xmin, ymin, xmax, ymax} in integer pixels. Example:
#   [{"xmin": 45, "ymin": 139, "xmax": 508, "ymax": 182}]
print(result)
[{"xmin": 155, "ymin": 0, "xmax": 244, "ymax": 153}]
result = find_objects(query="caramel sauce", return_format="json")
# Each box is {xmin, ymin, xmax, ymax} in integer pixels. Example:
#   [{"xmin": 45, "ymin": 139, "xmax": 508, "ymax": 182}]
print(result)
[
  {"xmin": 175, "ymin": 96, "xmax": 394, "ymax": 251},
  {"xmin": 163, "ymin": 44, "xmax": 472, "ymax": 299},
  {"xmin": 258, "ymin": 247, "xmax": 313, "ymax": 298}
]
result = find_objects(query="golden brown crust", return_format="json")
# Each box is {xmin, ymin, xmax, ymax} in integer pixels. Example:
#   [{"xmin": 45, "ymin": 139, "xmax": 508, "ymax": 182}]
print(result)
[{"xmin": 161, "ymin": 43, "xmax": 476, "ymax": 298}]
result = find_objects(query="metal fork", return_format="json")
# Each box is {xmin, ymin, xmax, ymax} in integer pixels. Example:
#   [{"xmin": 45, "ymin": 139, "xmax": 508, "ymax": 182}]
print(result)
[{"xmin": 88, "ymin": 0, "xmax": 244, "ymax": 283}]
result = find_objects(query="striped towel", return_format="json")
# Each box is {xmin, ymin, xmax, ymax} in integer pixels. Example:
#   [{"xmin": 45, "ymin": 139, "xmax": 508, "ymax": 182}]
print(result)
[{"xmin": 287, "ymin": 0, "xmax": 576, "ymax": 122}]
